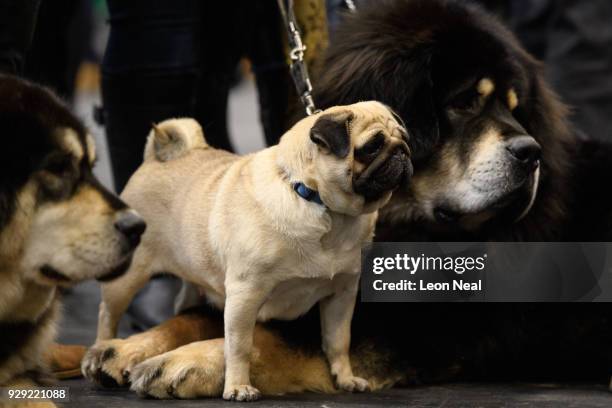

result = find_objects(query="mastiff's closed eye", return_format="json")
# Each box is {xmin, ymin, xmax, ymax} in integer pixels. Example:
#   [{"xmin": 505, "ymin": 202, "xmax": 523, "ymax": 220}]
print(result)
[{"xmin": 310, "ymin": 112, "xmax": 354, "ymax": 158}]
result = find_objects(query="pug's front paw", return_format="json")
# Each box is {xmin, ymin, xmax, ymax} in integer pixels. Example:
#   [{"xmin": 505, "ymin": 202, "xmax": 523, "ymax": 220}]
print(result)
[
  {"xmin": 335, "ymin": 375, "xmax": 370, "ymax": 392},
  {"xmin": 223, "ymin": 384, "xmax": 261, "ymax": 402}
]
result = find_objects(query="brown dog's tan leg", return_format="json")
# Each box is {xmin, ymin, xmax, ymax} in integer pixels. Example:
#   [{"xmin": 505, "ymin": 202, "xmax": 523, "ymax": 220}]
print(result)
[
  {"xmin": 43, "ymin": 343, "xmax": 86, "ymax": 379},
  {"xmin": 86, "ymin": 309, "xmax": 406, "ymax": 397},
  {"xmin": 82, "ymin": 308, "xmax": 223, "ymax": 387},
  {"xmin": 129, "ymin": 326, "xmax": 337, "ymax": 399}
]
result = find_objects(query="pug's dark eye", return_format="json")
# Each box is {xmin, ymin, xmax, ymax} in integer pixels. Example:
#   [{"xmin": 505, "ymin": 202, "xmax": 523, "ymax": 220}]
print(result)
[
  {"xmin": 362, "ymin": 134, "xmax": 385, "ymax": 154},
  {"xmin": 355, "ymin": 133, "xmax": 385, "ymax": 163}
]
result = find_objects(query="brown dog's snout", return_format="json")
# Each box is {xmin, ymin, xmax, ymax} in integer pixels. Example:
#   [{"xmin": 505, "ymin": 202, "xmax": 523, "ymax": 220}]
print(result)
[{"xmin": 114, "ymin": 210, "xmax": 146, "ymax": 249}]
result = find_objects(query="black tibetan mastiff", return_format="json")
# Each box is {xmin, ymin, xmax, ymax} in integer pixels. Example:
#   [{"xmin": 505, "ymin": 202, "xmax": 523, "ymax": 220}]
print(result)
[
  {"xmin": 0, "ymin": 75, "xmax": 145, "ymax": 390},
  {"xmin": 315, "ymin": 0, "xmax": 612, "ymax": 241},
  {"xmin": 82, "ymin": 0, "xmax": 612, "ymax": 398}
]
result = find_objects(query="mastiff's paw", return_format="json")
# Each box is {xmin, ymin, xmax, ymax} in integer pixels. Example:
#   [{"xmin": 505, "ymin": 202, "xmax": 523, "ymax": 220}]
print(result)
[
  {"xmin": 81, "ymin": 338, "xmax": 152, "ymax": 387},
  {"xmin": 223, "ymin": 384, "xmax": 261, "ymax": 402},
  {"xmin": 336, "ymin": 375, "xmax": 370, "ymax": 392},
  {"xmin": 130, "ymin": 340, "xmax": 225, "ymax": 399}
]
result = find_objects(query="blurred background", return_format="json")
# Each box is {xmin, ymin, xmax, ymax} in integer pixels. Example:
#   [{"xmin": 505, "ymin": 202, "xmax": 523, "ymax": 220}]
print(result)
[
  {"xmin": 2, "ymin": 0, "xmax": 611, "ymax": 344},
  {"xmin": 34, "ymin": 0, "xmax": 269, "ymax": 191},
  {"xmin": 8, "ymin": 0, "xmax": 612, "ymax": 193}
]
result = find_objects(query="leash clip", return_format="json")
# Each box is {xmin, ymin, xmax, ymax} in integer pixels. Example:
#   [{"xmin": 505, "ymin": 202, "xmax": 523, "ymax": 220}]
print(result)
[
  {"xmin": 277, "ymin": 0, "xmax": 322, "ymax": 117},
  {"xmin": 288, "ymin": 22, "xmax": 306, "ymax": 62},
  {"xmin": 344, "ymin": 0, "xmax": 357, "ymax": 12},
  {"xmin": 302, "ymin": 93, "xmax": 320, "ymax": 116}
]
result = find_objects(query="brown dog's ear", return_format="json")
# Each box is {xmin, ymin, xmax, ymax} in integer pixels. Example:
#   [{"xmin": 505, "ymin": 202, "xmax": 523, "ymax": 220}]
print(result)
[{"xmin": 310, "ymin": 112, "xmax": 353, "ymax": 158}]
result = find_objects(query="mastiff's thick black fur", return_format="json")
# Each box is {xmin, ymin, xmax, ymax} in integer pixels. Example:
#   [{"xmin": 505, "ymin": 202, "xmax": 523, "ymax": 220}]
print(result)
[
  {"xmin": 308, "ymin": 0, "xmax": 612, "ymax": 385},
  {"xmin": 315, "ymin": 0, "xmax": 612, "ymax": 241}
]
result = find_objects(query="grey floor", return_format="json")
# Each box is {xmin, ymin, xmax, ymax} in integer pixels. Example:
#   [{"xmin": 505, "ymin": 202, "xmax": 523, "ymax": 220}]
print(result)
[{"xmin": 59, "ymin": 379, "xmax": 612, "ymax": 408}]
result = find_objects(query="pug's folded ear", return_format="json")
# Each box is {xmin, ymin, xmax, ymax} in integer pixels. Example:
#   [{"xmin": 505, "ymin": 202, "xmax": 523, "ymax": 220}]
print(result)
[{"xmin": 310, "ymin": 112, "xmax": 353, "ymax": 158}]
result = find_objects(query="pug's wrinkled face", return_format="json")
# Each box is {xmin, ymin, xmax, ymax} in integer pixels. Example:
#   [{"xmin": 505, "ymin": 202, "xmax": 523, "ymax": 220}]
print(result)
[{"xmin": 292, "ymin": 101, "xmax": 412, "ymax": 216}]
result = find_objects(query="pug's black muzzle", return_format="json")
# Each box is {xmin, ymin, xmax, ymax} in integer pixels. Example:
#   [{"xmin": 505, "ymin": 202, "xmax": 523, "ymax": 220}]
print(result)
[{"xmin": 353, "ymin": 145, "xmax": 413, "ymax": 202}]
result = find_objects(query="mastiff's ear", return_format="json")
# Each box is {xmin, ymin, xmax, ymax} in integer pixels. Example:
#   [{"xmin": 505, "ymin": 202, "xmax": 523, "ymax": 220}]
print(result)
[{"xmin": 310, "ymin": 112, "xmax": 353, "ymax": 158}]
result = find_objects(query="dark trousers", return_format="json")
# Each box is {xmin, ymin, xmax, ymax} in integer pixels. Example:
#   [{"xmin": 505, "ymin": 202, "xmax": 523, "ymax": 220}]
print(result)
[
  {"xmin": 0, "ymin": 0, "xmax": 92, "ymax": 101},
  {"xmin": 0, "ymin": 0, "xmax": 40, "ymax": 75},
  {"xmin": 102, "ymin": 0, "xmax": 290, "ymax": 191}
]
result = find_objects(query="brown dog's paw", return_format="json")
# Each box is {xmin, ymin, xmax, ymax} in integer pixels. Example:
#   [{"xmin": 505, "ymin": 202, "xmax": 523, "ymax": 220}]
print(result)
[
  {"xmin": 336, "ymin": 375, "xmax": 370, "ymax": 392},
  {"xmin": 81, "ymin": 338, "xmax": 151, "ymax": 387},
  {"xmin": 130, "ymin": 340, "xmax": 225, "ymax": 399}
]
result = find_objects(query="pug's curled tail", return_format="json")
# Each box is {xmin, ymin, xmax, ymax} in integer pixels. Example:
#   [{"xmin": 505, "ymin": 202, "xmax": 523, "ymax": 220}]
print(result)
[{"xmin": 144, "ymin": 118, "xmax": 208, "ymax": 162}]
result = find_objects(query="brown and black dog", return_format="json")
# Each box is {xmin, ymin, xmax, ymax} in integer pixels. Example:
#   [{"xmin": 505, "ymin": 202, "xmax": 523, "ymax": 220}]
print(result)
[{"xmin": 0, "ymin": 75, "xmax": 145, "ymax": 395}]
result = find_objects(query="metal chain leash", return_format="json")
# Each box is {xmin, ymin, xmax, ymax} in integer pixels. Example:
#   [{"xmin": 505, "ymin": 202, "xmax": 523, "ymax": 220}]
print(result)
[
  {"xmin": 276, "ymin": 0, "xmax": 357, "ymax": 116},
  {"xmin": 344, "ymin": 0, "xmax": 357, "ymax": 12},
  {"xmin": 276, "ymin": 0, "xmax": 320, "ymax": 116}
]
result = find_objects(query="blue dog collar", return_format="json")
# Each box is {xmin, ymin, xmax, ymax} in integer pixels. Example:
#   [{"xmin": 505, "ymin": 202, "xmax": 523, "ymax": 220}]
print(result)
[{"xmin": 293, "ymin": 182, "xmax": 325, "ymax": 206}]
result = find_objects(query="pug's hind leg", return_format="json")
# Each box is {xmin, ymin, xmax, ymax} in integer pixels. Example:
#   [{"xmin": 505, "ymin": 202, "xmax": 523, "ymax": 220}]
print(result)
[
  {"xmin": 85, "ymin": 260, "xmax": 155, "ymax": 387},
  {"xmin": 96, "ymin": 251, "xmax": 154, "ymax": 342},
  {"xmin": 320, "ymin": 275, "xmax": 370, "ymax": 392}
]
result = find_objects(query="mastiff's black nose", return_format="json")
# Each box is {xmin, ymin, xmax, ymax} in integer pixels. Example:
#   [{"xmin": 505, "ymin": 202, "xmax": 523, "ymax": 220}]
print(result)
[
  {"xmin": 506, "ymin": 136, "xmax": 541, "ymax": 169},
  {"xmin": 115, "ymin": 210, "xmax": 146, "ymax": 248}
]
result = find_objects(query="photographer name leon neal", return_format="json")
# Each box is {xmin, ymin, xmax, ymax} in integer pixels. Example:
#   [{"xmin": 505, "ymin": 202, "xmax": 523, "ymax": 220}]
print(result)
[{"xmin": 373, "ymin": 279, "xmax": 482, "ymax": 292}]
